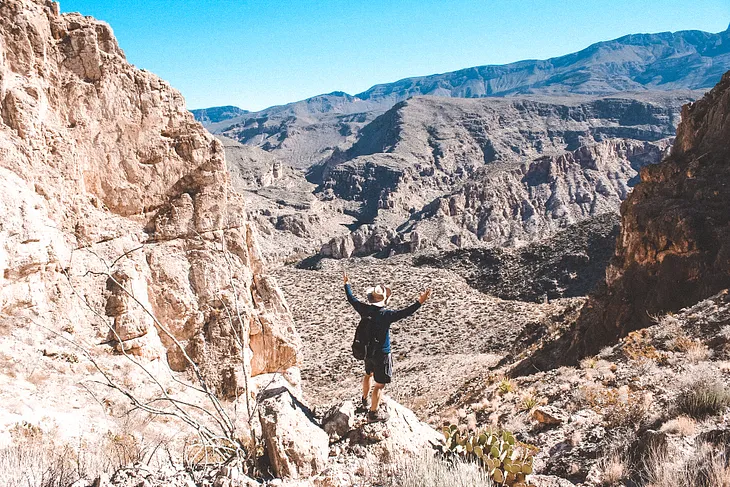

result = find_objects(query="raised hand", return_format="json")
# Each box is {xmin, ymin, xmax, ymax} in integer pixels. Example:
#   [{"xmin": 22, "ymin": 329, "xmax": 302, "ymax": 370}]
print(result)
[
  {"xmin": 343, "ymin": 270, "xmax": 349, "ymax": 284},
  {"xmin": 418, "ymin": 289, "xmax": 432, "ymax": 304}
]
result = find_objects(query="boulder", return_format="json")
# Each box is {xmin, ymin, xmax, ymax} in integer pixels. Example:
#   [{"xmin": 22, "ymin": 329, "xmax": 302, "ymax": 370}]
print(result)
[
  {"xmin": 347, "ymin": 398, "xmax": 442, "ymax": 463},
  {"xmin": 259, "ymin": 387, "xmax": 329, "ymax": 479},
  {"xmin": 321, "ymin": 400, "xmax": 356, "ymax": 439},
  {"xmin": 533, "ymin": 406, "xmax": 567, "ymax": 426}
]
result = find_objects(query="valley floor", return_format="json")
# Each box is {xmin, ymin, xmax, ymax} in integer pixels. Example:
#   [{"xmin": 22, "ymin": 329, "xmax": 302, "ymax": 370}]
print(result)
[{"xmin": 274, "ymin": 255, "xmax": 582, "ymax": 421}]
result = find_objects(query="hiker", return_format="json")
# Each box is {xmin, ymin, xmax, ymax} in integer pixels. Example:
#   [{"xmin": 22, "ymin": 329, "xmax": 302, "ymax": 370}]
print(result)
[{"xmin": 343, "ymin": 271, "xmax": 431, "ymax": 422}]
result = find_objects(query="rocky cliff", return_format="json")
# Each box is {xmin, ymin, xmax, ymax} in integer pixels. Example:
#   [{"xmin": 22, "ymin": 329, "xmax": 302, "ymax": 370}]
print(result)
[
  {"xmin": 565, "ymin": 70, "xmax": 730, "ymax": 360},
  {"xmin": 310, "ymin": 93, "xmax": 692, "ymax": 258},
  {"xmin": 0, "ymin": 0, "xmax": 300, "ymax": 437}
]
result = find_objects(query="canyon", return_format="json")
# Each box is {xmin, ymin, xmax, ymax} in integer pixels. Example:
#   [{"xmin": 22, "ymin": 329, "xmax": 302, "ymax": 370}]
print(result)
[{"xmin": 0, "ymin": 1, "xmax": 729, "ymax": 486}]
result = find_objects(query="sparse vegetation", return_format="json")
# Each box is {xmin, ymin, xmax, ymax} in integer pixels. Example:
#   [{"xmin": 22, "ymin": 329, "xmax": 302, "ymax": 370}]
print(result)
[
  {"xmin": 519, "ymin": 394, "xmax": 539, "ymax": 412},
  {"xmin": 643, "ymin": 441, "xmax": 730, "ymax": 487},
  {"xmin": 580, "ymin": 386, "xmax": 650, "ymax": 429},
  {"xmin": 659, "ymin": 416, "xmax": 696, "ymax": 436},
  {"xmin": 384, "ymin": 452, "xmax": 493, "ymax": 487},
  {"xmin": 0, "ymin": 421, "xmax": 167, "ymax": 487},
  {"xmin": 497, "ymin": 378, "xmax": 516, "ymax": 395},
  {"xmin": 675, "ymin": 377, "xmax": 730, "ymax": 419},
  {"xmin": 596, "ymin": 452, "xmax": 629, "ymax": 486}
]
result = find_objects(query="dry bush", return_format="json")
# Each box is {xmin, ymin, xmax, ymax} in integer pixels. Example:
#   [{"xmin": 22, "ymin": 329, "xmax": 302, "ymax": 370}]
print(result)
[
  {"xmin": 0, "ymin": 421, "xmax": 172, "ymax": 487},
  {"xmin": 675, "ymin": 377, "xmax": 730, "ymax": 419},
  {"xmin": 596, "ymin": 452, "xmax": 629, "ymax": 486},
  {"xmin": 0, "ymin": 423, "xmax": 88, "ymax": 487},
  {"xmin": 382, "ymin": 452, "xmax": 493, "ymax": 487},
  {"xmin": 580, "ymin": 386, "xmax": 650, "ymax": 430},
  {"xmin": 671, "ymin": 337, "xmax": 712, "ymax": 363},
  {"xmin": 622, "ymin": 330, "xmax": 668, "ymax": 364},
  {"xmin": 643, "ymin": 442, "xmax": 730, "ymax": 487},
  {"xmin": 659, "ymin": 416, "xmax": 696, "ymax": 436}
]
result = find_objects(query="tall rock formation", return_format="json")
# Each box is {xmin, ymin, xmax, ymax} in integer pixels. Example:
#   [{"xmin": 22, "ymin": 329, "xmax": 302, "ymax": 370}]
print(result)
[
  {"xmin": 0, "ymin": 0, "xmax": 300, "ymax": 420},
  {"xmin": 565, "ymin": 70, "xmax": 730, "ymax": 360}
]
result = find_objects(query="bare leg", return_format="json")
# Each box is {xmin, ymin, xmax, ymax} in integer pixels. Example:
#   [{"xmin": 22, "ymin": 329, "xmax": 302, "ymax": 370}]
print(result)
[
  {"xmin": 370, "ymin": 382, "xmax": 385, "ymax": 411},
  {"xmin": 362, "ymin": 373, "xmax": 372, "ymax": 400}
]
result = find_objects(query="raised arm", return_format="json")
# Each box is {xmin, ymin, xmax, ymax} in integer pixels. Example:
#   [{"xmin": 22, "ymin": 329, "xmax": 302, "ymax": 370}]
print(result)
[
  {"xmin": 386, "ymin": 289, "xmax": 431, "ymax": 322},
  {"xmin": 344, "ymin": 272, "xmax": 369, "ymax": 315}
]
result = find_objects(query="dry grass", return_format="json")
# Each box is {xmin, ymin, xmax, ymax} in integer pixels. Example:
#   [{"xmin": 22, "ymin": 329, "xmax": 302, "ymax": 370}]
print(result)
[
  {"xmin": 597, "ymin": 452, "xmax": 629, "ymax": 486},
  {"xmin": 675, "ymin": 377, "xmax": 730, "ymax": 419},
  {"xmin": 659, "ymin": 416, "xmax": 696, "ymax": 436},
  {"xmin": 643, "ymin": 442, "xmax": 730, "ymax": 487},
  {"xmin": 0, "ymin": 422, "xmax": 170, "ymax": 487},
  {"xmin": 382, "ymin": 452, "xmax": 493, "ymax": 487},
  {"xmin": 580, "ymin": 385, "xmax": 650, "ymax": 430}
]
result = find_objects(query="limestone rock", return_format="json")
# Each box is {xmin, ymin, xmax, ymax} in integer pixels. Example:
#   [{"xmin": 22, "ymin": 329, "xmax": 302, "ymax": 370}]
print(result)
[
  {"xmin": 347, "ymin": 399, "xmax": 442, "ymax": 463},
  {"xmin": 259, "ymin": 387, "xmax": 329, "ymax": 479},
  {"xmin": 0, "ymin": 0, "xmax": 300, "ymax": 437}
]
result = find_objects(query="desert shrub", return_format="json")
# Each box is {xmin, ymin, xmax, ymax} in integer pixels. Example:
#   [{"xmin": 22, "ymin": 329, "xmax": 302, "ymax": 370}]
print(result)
[
  {"xmin": 659, "ymin": 416, "xmax": 696, "ymax": 436},
  {"xmin": 385, "ymin": 452, "xmax": 493, "ymax": 487},
  {"xmin": 0, "ymin": 423, "xmax": 81, "ymax": 487},
  {"xmin": 675, "ymin": 377, "xmax": 730, "ymax": 419},
  {"xmin": 596, "ymin": 452, "xmax": 629, "ymax": 486},
  {"xmin": 497, "ymin": 378, "xmax": 515, "ymax": 395},
  {"xmin": 441, "ymin": 425, "xmax": 537, "ymax": 486},
  {"xmin": 643, "ymin": 442, "xmax": 730, "ymax": 487},
  {"xmin": 580, "ymin": 386, "xmax": 650, "ymax": 430},
  {"xmin": 622, "ymin": 330, "xmax": 668, "ymax": 364}
]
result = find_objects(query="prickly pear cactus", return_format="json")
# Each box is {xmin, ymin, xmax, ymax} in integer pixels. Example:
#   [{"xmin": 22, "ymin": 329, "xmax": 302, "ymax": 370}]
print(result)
[{"xmin": 441, "ymin": 425, "xmax": 537, "ymax": 487}]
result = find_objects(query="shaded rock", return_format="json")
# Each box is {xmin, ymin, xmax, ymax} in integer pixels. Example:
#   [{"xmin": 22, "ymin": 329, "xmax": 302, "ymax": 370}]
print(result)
[
  {"xmin": 322, "ymin": 400, "xmax": 356, "ymax": 439},
  {"xmin": 259, "ymin": 387, "xmax": 329, "ymax": 479},
  {"xmin": 567, "ymin": 70, "xmax": 730, "ymax": 360}
]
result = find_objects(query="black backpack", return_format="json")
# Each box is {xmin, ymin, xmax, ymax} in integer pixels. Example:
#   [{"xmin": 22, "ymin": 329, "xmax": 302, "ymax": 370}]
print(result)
[{"xmin": 352, "ymin": 315, "xmax": 375, "ymax": 360}]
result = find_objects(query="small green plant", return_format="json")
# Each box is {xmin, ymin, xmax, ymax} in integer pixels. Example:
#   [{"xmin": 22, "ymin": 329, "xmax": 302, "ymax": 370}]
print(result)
[
  {"xmin": 675, "ymin": 378, "xmax": 730, "ymax": 419},
  {"xmin": 497, "ymin": 378, "xmax": 515, "ymax": 395},
  {"xmin": 520, "ymin": 394, "xmax": 538, "ymax": 412},
  {"xmin": 441, "ymin": 425, "xmax": 537, "ymax": 486}
]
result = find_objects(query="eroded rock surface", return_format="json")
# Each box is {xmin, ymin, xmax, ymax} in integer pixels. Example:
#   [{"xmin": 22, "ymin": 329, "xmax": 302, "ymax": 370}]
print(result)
[
  {"xmin": 259, "ymin": 387, "xmax": 329, "ymax": 479},
  {"xmin": 0, "ymin": 0, "xmax": 300, "ymax": 438},
  {"xmin": 567, "ymin": 71, "xmax": 730, "ymax": 360},
  {"xmin": 309, "ymin": 94, "xmax": 690, "ymax": 258}
]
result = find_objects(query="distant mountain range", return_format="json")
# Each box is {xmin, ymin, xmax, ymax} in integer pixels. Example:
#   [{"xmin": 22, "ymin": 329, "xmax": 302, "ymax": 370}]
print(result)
[
  {"xmin": 190, "ymin": 105, "xmax": 248, "ymax": 124},
  {"xmin": 193, "ymin": 26, "xmax": 730, "ymax": 132}
]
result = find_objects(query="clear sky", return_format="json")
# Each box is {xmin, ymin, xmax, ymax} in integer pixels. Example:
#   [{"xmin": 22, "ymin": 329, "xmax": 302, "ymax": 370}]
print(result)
[{"xmin": 59, "ymin": 0, "xmax": 730, "ymax": 112}]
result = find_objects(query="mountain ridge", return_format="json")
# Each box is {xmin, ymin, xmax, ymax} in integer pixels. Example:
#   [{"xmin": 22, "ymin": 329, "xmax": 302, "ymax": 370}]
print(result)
[{"xmin": 198, "ymin": 26, "xmax": 730, "ymax": 133}]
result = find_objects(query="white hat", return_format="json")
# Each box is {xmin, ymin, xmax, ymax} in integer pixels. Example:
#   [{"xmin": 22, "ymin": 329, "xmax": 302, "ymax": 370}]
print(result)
[{"xmin": 366, "ymin": 285, "xmax": 392, "ymax": 307}]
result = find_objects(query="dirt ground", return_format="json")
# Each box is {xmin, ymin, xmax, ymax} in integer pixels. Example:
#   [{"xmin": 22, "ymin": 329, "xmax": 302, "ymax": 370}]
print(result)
[{"xmin": 274, "ymin": 255, "xmax": 580, "ymax": 420}]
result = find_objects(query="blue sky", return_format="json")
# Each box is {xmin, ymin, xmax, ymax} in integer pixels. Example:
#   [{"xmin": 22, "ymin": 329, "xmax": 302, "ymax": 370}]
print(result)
[{"xmin": 59, "ymin": 1, "xmax": 729, "ymax": 112}]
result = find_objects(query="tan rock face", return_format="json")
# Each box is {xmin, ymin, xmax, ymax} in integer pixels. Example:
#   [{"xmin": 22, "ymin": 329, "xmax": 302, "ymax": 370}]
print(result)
[{"xmin": 0, "ymin": 0, "xmax": 300, "ymax": 416}]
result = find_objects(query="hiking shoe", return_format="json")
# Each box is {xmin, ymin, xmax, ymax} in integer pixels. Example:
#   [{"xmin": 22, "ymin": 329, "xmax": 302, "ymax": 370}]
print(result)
[
  {"xmin": 360, "ymin": 396, "xmax": 369, "ymax": 410},
  {"xmin": 368, "ymin": 409, "xmax": 390, "ymax": 422}
]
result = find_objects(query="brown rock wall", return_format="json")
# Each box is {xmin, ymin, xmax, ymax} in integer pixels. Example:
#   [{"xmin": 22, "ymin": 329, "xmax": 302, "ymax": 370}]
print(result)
[{"xmin": 566, "ymin": 71, "xmax": 730, "ymax": 360}]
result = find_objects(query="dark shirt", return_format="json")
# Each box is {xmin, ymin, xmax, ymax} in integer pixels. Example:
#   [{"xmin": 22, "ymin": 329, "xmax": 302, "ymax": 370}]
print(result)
[{"xmin": 345, "ymin": 283, "xmax": 421, "ymax": 354}]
